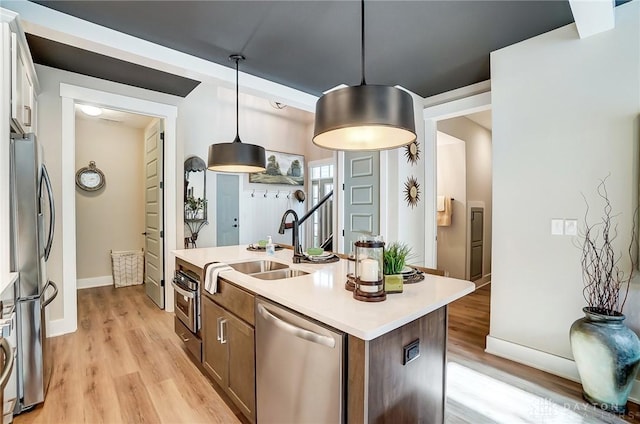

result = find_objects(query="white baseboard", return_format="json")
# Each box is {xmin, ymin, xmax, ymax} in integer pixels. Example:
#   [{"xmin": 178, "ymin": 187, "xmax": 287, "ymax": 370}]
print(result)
[
  {"xmin": 77, "ymin": 275, "xmax": 112, "ymax": 289},
  {"xmin": 486, "ymin": 335, "xmax": 640, "ymax": 404},
  {"xmin": 47, "ymin": 317, "xmax": 76, "ymax": 338}
]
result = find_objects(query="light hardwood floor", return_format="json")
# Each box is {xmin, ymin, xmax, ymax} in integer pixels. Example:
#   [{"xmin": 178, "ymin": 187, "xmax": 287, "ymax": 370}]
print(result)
[
  {"xmin": 13, "ymin": 283, "xmax": 640, "ymax": 423},
  {"xmin": 14, "ymin": 285, "xmax": 243, "ymax": 424},
  {"xmin": 447, "ymin": 284, "xmax": 640, "ymax": 424}
]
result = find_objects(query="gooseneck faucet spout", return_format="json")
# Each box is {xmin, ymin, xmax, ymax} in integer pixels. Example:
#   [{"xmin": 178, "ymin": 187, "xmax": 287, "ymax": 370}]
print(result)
[{"xmin": 279, "ymin": 209, "xmax": 303, "ymax": 263}]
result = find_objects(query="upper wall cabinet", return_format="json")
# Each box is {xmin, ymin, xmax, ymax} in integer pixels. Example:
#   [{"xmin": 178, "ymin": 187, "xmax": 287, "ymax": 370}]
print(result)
[{"xmin": 2, "ymin": 9, "xmax": 39, "ymax": 136}]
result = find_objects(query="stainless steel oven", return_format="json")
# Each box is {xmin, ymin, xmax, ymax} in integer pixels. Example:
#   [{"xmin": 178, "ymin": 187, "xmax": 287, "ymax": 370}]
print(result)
[{"xmin": 172, "ymin": 270, "xmax": 200, "ymax": 333}]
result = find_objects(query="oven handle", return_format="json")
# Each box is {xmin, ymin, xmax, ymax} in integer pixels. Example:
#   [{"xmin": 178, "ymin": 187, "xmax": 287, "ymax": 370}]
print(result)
[{"xmin": 171, "ymin": 280, "xmax": 196, "ymax": 299}]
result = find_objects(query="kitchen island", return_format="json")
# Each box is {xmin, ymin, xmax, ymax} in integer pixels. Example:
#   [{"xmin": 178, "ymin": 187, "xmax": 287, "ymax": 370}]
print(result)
[{"xmin": 172, "ymin": 245, "xmax": 474, "ymax": 424}]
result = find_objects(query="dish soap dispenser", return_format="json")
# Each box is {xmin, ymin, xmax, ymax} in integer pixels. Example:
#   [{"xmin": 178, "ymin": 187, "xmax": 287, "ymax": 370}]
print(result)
[{"xmin": 266, "ymin": 236, "xmax": 275, "ymax": 256}]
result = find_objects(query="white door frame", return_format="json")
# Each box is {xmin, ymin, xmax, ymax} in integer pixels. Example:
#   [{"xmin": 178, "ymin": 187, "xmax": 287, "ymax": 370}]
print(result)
[
  {"xmin": 422, "ymin": 83, "xmax": 491, "ymax": 268},
  {"xmin": 51, "ymin": 83, "xmax": 178, "ymax": 337}
]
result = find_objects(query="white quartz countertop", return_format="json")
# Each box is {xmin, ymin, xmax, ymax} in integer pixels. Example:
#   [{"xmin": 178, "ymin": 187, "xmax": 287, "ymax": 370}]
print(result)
[{"xmin": 172, "ymin": 246, "xmax": 475, "ymax": 341}]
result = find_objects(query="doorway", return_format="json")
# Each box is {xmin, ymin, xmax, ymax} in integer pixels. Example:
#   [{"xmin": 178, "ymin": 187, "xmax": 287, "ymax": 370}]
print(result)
[
  {"xmin": 52, "ymin": 83, "xmax": 178, "ymax": 337},
  {"xmin": 216, "ymin": 174, "xmax": 239, "ymax": 246},
  {"xmin": 73, "ymin": 106, "xmax": 166, "ymax": 309},
  {"xmin": 434, "ymin": 111, "xmax": 492, "ymax": 284}
]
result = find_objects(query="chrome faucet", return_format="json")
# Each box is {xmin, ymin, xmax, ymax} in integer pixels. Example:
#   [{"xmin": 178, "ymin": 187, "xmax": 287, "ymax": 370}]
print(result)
[{"xmin": 278, "ymin": 209, "xmax": 303, "ymax": 263}]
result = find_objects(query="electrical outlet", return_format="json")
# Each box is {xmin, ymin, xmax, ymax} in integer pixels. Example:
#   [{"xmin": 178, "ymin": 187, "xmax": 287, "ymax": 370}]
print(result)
[
  {"xmin": 403, "ymin": 339, "xmax": 420, "ymax": 365},
  {"xmin": 565, "ymin": 219, "xmax": 578, "ymax": 236},
  {"xmin": 551, "ymin": 219, "xmax": 564, "ymax": 235}
]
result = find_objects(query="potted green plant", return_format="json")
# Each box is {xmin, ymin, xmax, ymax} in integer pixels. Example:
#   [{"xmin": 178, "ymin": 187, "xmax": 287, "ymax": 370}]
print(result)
[
  {"xmin": 185, "ymin": 195, "xmax": 206, "ymax": 220},
  {"xmin": 570, "ymin": 179, "xmax": 640, "ymax": 413},
  {"xmin": 383, "ymin": 242, "xmax": 412, "ymax": 293}
]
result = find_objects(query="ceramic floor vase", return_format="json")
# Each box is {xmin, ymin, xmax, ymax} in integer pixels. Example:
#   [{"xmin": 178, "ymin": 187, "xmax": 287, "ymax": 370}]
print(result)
[{"xmin": 570, "ymin": 307, "xmax": 640, "ymax": 413}]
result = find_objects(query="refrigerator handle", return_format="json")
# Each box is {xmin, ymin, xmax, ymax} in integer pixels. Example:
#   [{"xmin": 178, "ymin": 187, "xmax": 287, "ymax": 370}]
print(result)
[
  {"xmin": 40, "ymin": 164, "xmax": 55, "ymax": 261},
  {"xmin": 0, "ymin": 338, "xmax": 14, "ymax": 391},
  {"xmin": 41, "ymin": 280, "xmax": 58, "ymax": 309},
  {"xmin": 257, "ymin": 303, "xmax": 336, "ymax": 348}
]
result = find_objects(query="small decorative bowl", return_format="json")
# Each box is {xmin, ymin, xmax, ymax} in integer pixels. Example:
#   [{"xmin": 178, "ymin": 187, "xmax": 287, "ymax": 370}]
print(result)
[
  {"xmin": 257, "ymin": 240, "xmax": 268, "ymax": 247},
  {"xmin": 306, "ymin": 247, "xmax": 324, "ymax": 256}
]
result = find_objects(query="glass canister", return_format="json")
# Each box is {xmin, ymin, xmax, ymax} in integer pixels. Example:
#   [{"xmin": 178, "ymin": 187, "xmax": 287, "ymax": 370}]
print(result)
[
  {"xmin": 345, "ymin": 254, "xmax": 356, "ymax": 291},
  {"xmin": 354, "ymin": 236, "xmax": 386, "ymax": 302}
]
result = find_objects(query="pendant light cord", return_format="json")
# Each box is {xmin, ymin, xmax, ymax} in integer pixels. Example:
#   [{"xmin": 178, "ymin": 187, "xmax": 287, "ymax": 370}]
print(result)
[
  {"xmin": 235, "ymin": 56, "xmax": 240, "ymax": 142},
  {"xmin": 360, "ymin": 0, "xmax": 366, "ymax": 86}
]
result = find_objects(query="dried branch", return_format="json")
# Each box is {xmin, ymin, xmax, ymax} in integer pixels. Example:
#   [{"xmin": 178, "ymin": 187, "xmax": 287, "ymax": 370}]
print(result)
[{"xmin": 580, "ymin": 176, "xmax": 636, "ymax": 315}]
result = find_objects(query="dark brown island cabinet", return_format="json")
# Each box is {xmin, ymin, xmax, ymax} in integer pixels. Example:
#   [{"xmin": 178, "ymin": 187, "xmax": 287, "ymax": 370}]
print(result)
[{"xmin": 173, "ymin": 255, "xmax": 468, "ymax": 424}]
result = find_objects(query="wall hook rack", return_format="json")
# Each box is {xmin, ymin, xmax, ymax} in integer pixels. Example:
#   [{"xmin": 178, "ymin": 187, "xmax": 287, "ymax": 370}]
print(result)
[
  {"xmin": 251, "ymin": 189, "xmax": 255, "ymax": 198},
  {"xmin": 276, "ymin": 190, "xmax": 280, "ymax": 198},
  {"xmin": 264, "ymin": 190, "xmax": 268, "ymax": 198}
]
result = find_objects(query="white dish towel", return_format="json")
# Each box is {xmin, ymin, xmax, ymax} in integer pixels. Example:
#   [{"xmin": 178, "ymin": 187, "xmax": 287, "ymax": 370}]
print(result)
[{"xmin": 204, "ymin": 262, "xmax": 233, "ymax": 294}]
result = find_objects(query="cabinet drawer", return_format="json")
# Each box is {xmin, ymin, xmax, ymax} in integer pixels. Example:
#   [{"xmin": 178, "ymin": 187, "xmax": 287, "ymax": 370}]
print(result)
[
  {"xmin": 206, "ymin": 278, "xmax": 255, "ymax": 326},
  {"xmin": 174, "ymin": 317, "xmax": 202, "ymax": 362}
]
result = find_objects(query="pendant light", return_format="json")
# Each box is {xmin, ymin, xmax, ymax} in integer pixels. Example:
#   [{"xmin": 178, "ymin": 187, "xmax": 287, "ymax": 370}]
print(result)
[
  {"xmin": 208, "ymin": 55, "xmax": 266, "ymax": 173},
  {"xmin": 313, "ymin": 0, "xmax": 416, "ymax": 151}
]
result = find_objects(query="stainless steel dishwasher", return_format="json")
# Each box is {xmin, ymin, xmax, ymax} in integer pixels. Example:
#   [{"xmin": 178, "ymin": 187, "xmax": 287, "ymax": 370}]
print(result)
[{"xmin": 256, "ymin": 298, "xmax": 345, "ymax": 423}]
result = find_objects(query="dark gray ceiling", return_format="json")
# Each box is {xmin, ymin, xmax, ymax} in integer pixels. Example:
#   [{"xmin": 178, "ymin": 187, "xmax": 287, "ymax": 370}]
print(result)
[
  {"xmin": 31, "ymin": 0, "xmax": 577, "ymax": 98},
  {"xmin": 27, "ymin": 34, "xmax": 200, "ymax": 97}
]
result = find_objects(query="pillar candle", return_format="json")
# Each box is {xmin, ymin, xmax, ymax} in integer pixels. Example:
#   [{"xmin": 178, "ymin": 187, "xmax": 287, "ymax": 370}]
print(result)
[{"xmin": 360, "ymin": 258, "xmax": 379, "ymax": 282}]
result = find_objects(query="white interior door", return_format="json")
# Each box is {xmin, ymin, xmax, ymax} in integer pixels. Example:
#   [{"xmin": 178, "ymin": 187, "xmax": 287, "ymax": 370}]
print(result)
[
  {"xmin": 216, "ymin": 174, "xmax": 239, "ymax": 246},
  {"xmin": 343, "ymin": 151, "xmax": 380, "ymax": 253},
  {"xmin": 144, "ymin": 120, "xmax": 164, "ymax": 308}
]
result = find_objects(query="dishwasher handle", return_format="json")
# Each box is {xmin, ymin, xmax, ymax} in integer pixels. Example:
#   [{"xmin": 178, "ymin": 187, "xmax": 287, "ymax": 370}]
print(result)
[{"xmin": 257, "ymin": 303, "xmax": 335, "ymax": 348}]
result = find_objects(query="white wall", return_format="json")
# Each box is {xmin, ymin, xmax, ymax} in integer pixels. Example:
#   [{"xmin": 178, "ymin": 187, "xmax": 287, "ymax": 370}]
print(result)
[
  {"xmin": 35, "ymin": 64, "xmax": 180, "ymax": 321},
  {"xmin": 438, "ymin": 116, "xmax": 493, "ymax": 278},
  {"xmin": 436, "ymin": 133, "xmax": 467, "ymax": 279},
  {"xmin": 382, "ymin": 91, "xmax": 427, "ymax": 265},
  {"xmin": 179, "ymin": 83, "xmax": 331, "ymax": 248},
  {"xmin": 489, "ymin": 0, "xmax": 639, "ymax": 385},
  {"xmin": 75, "ymin": 117, "xmax": 145, "ymax": 279}
]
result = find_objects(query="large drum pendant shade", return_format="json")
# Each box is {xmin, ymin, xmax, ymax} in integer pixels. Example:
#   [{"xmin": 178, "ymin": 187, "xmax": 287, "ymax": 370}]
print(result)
[{"xmin": 313, "ymin": 85, "xmax": 416, "ymax": 151}]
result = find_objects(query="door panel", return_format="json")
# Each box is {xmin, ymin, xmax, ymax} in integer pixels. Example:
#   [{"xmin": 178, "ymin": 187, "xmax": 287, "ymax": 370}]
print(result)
[
  {"xmin": 470, "ymin": 207, "xmax": 483, "ymax": 281},
  {"xmin": 202, "ymin": 296, "xmax": 228, "ymax": 387},
  {"xmin": 344, "ymin": 151, "xmax": 379, "ymax": 252},
  {"xmin": 144, "ymin": 121, "xmax": 164, "ymax": 308},
  {"xmin": 216, "ymin": 174, "xmax": 239, "ymax": 246},
  {"xmin": 226, "ymin": 313, "xmax": 255, "ymax": 422}
]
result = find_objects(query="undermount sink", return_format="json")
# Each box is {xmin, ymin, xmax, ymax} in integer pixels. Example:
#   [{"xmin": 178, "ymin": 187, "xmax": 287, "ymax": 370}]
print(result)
[
  {"xmin": 229, "ymin": 260, "xmax": 289, "ymax": 274},
  {"xmin": 228, "ymin": 260, "xmax": 310, "ymax": 281},
  {"xmin": 250, "ymin": 269, "xmax": 310, "ymax": 280}
]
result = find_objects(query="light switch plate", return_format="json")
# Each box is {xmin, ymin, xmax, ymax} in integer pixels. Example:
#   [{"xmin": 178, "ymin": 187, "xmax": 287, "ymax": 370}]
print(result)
[
  {"xmin": 551, "ymin": 219, "xmax": 564, "ymax": 235},
  {"xmin": 564, "ymin": 219, "xmax": 578, "ymax": 236}
]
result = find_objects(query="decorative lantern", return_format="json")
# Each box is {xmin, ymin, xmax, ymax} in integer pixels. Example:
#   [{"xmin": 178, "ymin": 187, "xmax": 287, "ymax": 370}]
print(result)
[
  {"xmin": 354, "ymin": 236, "xmax": 386, "ymax": 302},
  {"xmin": 345, "ymin": 254, "xmax": 356, "ymax": 291}
]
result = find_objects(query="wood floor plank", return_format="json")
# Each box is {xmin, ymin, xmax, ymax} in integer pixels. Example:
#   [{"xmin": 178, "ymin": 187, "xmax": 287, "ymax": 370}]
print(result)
[
  {"xmin": 114, "ymin": 372, "xmax": 162, "ymax": 424},
  {"xmin": 82, "ymin": 360, "xmax": 122, "ymax": 424}
]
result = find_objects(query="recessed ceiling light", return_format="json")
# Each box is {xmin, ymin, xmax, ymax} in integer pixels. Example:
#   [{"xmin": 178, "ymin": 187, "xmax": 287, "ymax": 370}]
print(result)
[{"xmin": 80, "ymin": 105, "xmax": 102, "ymax": 117}]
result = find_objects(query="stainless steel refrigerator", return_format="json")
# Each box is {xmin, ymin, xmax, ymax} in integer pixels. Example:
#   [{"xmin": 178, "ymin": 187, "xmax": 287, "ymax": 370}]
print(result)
[{"xmin": 9, "ymin": 132, "xmax": 58, "ymax": 413}]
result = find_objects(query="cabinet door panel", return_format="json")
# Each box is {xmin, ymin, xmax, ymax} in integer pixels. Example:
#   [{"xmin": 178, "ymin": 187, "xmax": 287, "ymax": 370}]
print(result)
[
  {"xmin": 202, "ymin": 296, "xmax": 228, "ymax": 387},
  {"xmin": 226, "ymin": 312, "xmax": 256, "ymax": 423}
]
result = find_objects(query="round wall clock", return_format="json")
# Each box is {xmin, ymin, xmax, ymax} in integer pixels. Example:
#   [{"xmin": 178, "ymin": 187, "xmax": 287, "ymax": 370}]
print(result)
[
  {"xmin": 76, "ymin": 161, "xmax": 106, "ymax": 191},
  {"xmin": 404, "ymin": 141, "xmax": 420, "ymax": 165},
  {"xmin": 404, "ymin": 176, "xmax": 420, "ymax": 209}
]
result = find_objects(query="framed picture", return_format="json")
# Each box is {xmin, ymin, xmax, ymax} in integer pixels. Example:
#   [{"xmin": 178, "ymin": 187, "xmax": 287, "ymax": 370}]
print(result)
[{"xmin": 249, "ymin": 150, "xmax": 305, "ymax": 186}]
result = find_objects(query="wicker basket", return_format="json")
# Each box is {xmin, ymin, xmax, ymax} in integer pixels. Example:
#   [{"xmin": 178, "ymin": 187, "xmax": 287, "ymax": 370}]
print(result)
[{"xmin": 111, "ymin": 249, "xmax": 144, "ymax": 287}]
